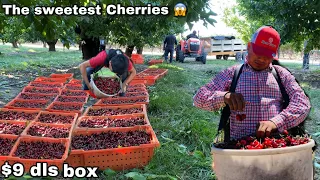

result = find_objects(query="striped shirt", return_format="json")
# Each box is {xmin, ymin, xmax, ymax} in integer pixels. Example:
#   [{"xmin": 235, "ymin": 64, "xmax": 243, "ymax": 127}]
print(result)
[{"xmin": 193, "ymin": 63, "xmax": 311, "ymax": 139}]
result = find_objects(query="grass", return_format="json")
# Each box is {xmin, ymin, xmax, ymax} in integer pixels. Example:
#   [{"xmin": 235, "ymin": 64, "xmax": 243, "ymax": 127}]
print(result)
[
  {"xmin": 0, "ymin": 44, "xmax": 48, "ymax": 54},
  {"xmin": 0, "ymin": 45, "xmax": 82, "ymax": 73},
  {"xmin": 1, "ymin": 45, "xmax": 320, "ymax": 179}
]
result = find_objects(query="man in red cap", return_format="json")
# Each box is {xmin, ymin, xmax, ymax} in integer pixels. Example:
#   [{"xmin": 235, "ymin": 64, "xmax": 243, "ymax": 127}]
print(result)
[{"xmin": 193, "ymin": 26, "xmax": 311, "ymax": 140}]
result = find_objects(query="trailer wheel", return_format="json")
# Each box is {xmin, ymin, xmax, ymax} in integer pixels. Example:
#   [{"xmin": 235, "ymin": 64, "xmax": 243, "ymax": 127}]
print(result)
[
  {"xmin": 216, "ymin": 55, "xmax": 222, "ymax": 59},
  {"xmin": 235, "ymin": 52, "xmax": 242, "ymax": 61},
  {"xmin": 242, "ymin": 52, "xmax": 247, "ymax": 61},
  {"xmin": 223, "ymin": 55, "xmax": 229, "ymax": 60}
]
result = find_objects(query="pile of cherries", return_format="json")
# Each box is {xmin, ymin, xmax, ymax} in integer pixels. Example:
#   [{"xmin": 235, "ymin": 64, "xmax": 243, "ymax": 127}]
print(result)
[{"xmin": 215, "ymin": 130, "xmax": 310, "ymax": 150}]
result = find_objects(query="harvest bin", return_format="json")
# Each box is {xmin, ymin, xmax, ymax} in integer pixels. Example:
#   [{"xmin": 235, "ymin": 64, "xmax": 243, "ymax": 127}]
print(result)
[
  {"xmin": 49, "ymin": 73, "xmax": 74, "ymax": 79},
  {"xmin": 46, "ymin": 101, "xmax": 85, "ymax": 114},
  {"xmin": 22, "ymin": 86, "xmax": 61, "ymax": 95},
  {"xmin": 21, "ymin": 121, "xmax": 74, "ymax": 140},
  {"xmin": 76, "ymin": 113, "xmax": 151, "ymax": 129},
  {"xmin": 94, "ymin": 96, "xmax": 149, "ymax": 106},
  {"xmin": 4, "ymin": 99, "xmax": 49, "ymax": 111},
  {"xmin": 63, "ymin": 84, "xmax": 83, "ymax": 90},
  {"xmin": 67, "ymin": 126, "xmax": 160, "ymax": 170},
  {"xmin": 34, "ymin": 111, "xmax": 78, "ymax": 125},
  {"xmin": 28, "ymin": 81, "xmax": 64, "ymax": 88},
  {"xmin": 34, "ymin": 77, "xmax": 68, "ymax": 83},
  {"xmin": 211, "ymin": 139, "xmax": 315, "ymax": 180},
  {"xmin": 8, "ymin": 137, "xmax": 70, "ymax": 171},
  {"xmin": 83, "ymin": 104, "xmax": 147, "ymax": 117},
  {"xmin": 0, "ymin": 134, "xmax": 19, "ymax": 167},
  {"xmin": 68, "ymin": 78, "xmax": 82, "ymax": 84},
  {"xmin": 15, "ymin": 92, "xmax": 57, "ymax": 101},
  {"xmin": 0, "ymin": 108, "xmax": 40, "ymax": 121}
]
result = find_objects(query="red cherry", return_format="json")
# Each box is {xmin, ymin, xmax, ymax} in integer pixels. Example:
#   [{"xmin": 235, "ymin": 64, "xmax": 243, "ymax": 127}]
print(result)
[
  {"xmin": 264, "ymin": 140, "xmax": 272, "ymax": 146},
  {"xmin": 241, "ymin": 114, "xmax": 246, "ymax": 119},
  {"xmin": 240, "ymin": 140, "xmax": 247, "ymax": 146},
  {"xmin": 256, "ymin": 144, "xmax": 263, "ymax": 149},
  {"xmin": 272, "ymin": 142, "xmax": 278, "ymax": 148},
  {"xmin": 246, "ymin": 145, "xmax": 255, "ymax": 149},
  {"xmin": 252, "ymin": 140, "xmax": 259, "ymax": 147}
]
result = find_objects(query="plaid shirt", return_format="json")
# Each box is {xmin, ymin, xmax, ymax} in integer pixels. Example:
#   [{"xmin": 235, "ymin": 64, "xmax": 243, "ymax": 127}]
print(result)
[{"xmin": 193, "ymin": 63, "xmax": 311, "ymax": 139}]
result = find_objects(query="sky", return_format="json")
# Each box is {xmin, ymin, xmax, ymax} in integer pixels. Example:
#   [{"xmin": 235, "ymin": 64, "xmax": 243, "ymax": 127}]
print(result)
[{"xmin": 182, "ymin": 0, "xmax": 238, "ymax": 38}]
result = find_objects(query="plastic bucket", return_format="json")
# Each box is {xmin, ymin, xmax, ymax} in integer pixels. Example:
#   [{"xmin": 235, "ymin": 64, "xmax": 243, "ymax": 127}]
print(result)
[
  {"xmin": 211, "ymin": 139, "xmax": 315, "ymax": 180},
  {"xmin": 90, "ymin": 75, "xmax": 122, "ymax": 99}
]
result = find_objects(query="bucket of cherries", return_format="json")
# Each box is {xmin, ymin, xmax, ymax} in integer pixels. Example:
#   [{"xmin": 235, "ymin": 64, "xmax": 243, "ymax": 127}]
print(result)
[{"xmin": 90, "ymin": 73, "xmax": 122, "ymax": 99}]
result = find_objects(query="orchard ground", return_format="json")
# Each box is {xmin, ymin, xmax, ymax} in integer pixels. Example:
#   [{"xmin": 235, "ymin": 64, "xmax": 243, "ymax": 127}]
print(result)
[{"xmin": 0, "ymin": 44, "xmax": 320, "ymax": 179}]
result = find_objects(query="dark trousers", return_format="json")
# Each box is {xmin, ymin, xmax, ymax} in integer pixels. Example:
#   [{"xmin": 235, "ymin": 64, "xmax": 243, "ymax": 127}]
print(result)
[
  {"xmin": 164, "ymin": 48, "xmax": 174, "ymax": 63},
  {"xmin": 83, "ymin": 66, "xmax": 128, "ymax": 92}
]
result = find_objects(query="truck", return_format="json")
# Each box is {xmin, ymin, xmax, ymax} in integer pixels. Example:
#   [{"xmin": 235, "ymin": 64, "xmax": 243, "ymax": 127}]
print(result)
[{"xmin": 201, "ymin": 36, "xmax": 247, "ymax": 61}]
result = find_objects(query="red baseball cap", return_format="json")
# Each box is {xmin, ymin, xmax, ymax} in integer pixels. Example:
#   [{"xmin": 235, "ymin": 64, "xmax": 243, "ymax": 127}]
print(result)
[{"xmin": 250, "ymin": 26, "xmax": 280, "ymax": 60}]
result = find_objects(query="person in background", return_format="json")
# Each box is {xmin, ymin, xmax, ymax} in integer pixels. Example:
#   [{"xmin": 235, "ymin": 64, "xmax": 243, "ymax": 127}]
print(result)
[
  {"xmin": 193, "ymin": 26, "xmax": 311, "ymax": 140},
  {"xmin": 187, "ymin": 30, "xmax": 199, "ymax": 39},
  {"xmin": 163, "ymin": 33, "xmax": 177, "ymax": 63},
  {"xmin": 79, "ymin": 49, "xmax": 136, "ymax": 96}
]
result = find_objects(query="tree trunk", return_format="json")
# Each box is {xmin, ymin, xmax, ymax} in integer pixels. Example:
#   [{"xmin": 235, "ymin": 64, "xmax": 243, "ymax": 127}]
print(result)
[
  {"xmin": 81, "ymin": 37, "xmax": 100, "ymax": 60},
  {"xmin": 12, "ymin": 41, "xmax": 18, "ymax": 48},
  {"xmin": 302, "ymin": 52, "xmax": 310, "ymax": 70},
  {"xmin": 125, "ymin": 45, "xmax": 135, "ymax": 58},
  {"xmin": 43, "ymin": 41, "xmax": 47, "ymax": 48},
  {"xmin": 47, "ymin": 40, "xmax": 58, "ymax": 51},
  {"xmin": 137, "ymin": 46, "xmax": 143, "ymax": 54}
]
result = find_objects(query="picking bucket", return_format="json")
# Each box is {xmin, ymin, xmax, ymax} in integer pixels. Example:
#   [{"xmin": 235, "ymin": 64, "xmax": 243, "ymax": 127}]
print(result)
[{"xmin": 211, "ymin": 139, "xmax": 315, "ymax": 180}]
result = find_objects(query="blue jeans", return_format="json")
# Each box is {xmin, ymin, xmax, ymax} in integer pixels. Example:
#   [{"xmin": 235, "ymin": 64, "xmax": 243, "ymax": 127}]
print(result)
[
  {"xmin": 83, "ymin": 66, "xmax": 128, "ymax": 96},
  {"xmin": 83, "ymin": 66, "xmax": 103, "ymax": 90},
  {"xmin": 164, "ymin": 48, "xmax": 174, "ymax": 63}
]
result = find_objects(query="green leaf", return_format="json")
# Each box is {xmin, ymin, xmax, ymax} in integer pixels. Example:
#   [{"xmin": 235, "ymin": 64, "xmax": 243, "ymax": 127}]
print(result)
[
  {"xmin": 161, "ymin": 135, "xmax": 175, "ymax": 142},
  {"xmin": 125, "ymin": 172, "xmax": 146, "ymax": 180},
  {"xmin": 142, "ymin": 173, "xmax": 178, "ymax": 180},
  {"xmin": 73, "ymin": 178, "xmax": 87, "ymax": 180},
  {"xmin": 23, "ymin": 175, "xmax": 33, "ymax": 179},
  {"xmin": 103, "ymin": 168, "xmax": 116, "ymax": 177},
  {"xmin": 313, "ymin": 132, "xmax": 320, "ymax": 137},
  {"xmin": 314, "ymin": 161, "xmax": 320, "ymax": 169},
  {"xmin": 193, "ymin": 150, "xmax": 205, "ymax": 159},
  {"xmin": 177, "ymin": 144, "xmax": 187, "ymax": 154}
]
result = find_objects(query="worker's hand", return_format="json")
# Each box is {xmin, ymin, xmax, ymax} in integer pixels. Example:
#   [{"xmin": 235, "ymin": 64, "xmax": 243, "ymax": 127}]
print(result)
[
  {"xmin": 87, "ymin": 84, "xmax": 93, "ymax": 92},
  {"xmin": 223, "ymin": 92, "xmax": 245, "ymax": 111},
  {"xmin": 256, "ymin": 121, "xmax": 277, "ymax": 138},
  {"xmin": 121, "ymin": 83, "xmax": 127, "ymax": 93}
]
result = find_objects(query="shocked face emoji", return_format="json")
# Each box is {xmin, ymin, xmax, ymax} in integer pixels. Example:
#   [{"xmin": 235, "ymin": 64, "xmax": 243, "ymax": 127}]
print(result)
[{"xmin": 174, "ymin": 3, "xmax": 187, "ymax": 17}]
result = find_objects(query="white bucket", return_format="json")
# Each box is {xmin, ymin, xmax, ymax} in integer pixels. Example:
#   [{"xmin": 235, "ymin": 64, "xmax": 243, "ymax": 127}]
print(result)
[
  {"xmin": 211, "ymin": 139, "xmax": 315, "ymax": 180},
  {"xmin": 90, "ymin": 75, "xmax": 122, "ymax": 99}
]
